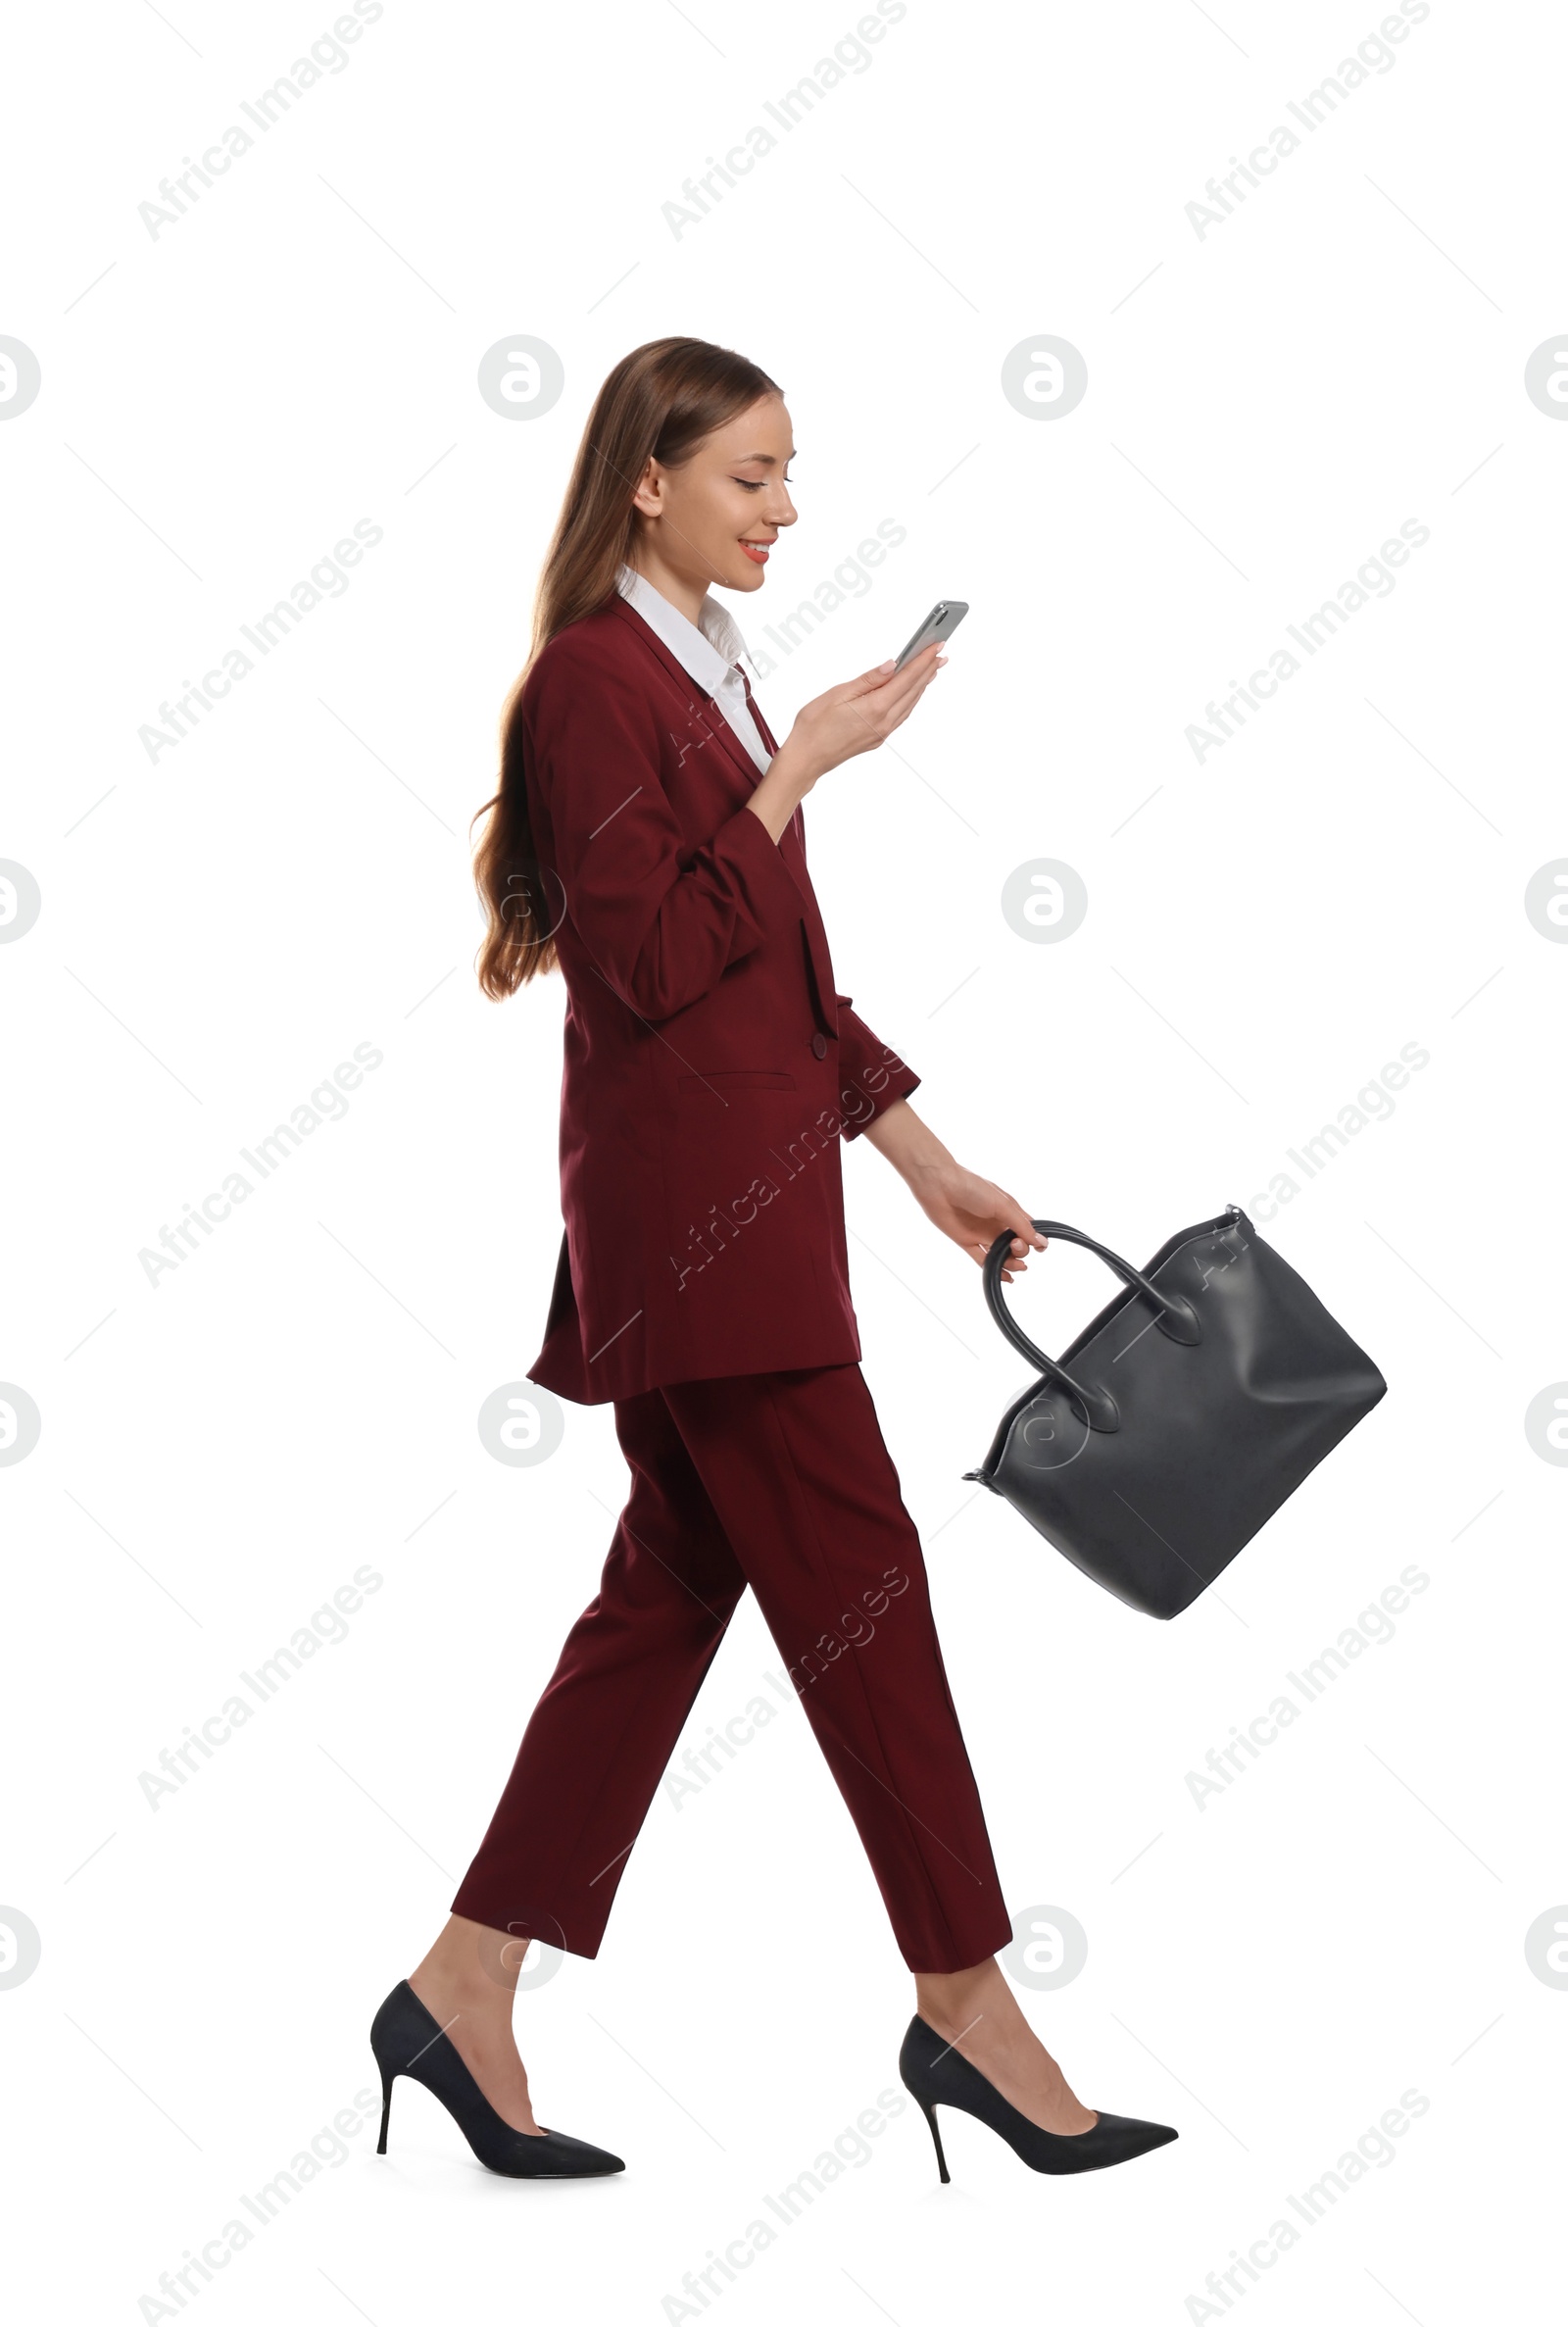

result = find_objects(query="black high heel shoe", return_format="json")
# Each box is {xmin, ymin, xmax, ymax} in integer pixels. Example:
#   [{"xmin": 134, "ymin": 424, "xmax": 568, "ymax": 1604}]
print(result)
[
  {"xmin": 370, "ymin": 1980, "xmax": 625, "ymax": 2179},
  {"xmin": 900, "ymin": 2015, "xmax": 1177, "ymax": 2181}
]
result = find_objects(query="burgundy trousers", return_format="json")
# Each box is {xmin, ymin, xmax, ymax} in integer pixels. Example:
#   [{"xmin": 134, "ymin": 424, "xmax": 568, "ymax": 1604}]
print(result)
[{"xmin": 450, "ymin": 1362, "xmax": 1013, "ymax": 1974}]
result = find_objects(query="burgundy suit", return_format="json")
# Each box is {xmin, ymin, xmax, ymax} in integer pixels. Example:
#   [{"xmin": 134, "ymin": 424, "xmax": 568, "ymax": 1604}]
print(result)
[
  {"xmin": 521, "ymin": 595, "xmax": 921, "ymax": 1406},
  {"xmin": 451, "ymin": 592, "xmax": 1013, "ymax": 1973}
]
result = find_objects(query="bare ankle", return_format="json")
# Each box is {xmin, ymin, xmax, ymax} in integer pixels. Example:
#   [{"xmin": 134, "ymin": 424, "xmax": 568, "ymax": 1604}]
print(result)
[
  {"xmin": 412, "ymin": 1915, "xmax": 530, "ymax": 2005},
  {"xmin": 915, "ymin": 1956, "xmax": 1008, "ymax": 2036}
]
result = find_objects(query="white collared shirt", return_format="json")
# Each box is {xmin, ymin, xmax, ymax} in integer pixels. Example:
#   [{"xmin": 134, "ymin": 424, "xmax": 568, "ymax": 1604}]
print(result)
[{"xmin": 615, "ymin": 562, "xmax": 772, "ymax": 776}]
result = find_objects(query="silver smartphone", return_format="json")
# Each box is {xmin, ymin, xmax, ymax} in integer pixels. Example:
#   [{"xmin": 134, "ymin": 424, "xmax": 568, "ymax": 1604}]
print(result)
[{"xmin": 894, "ymin": 600, "xmax": 968, "ymax": 669}]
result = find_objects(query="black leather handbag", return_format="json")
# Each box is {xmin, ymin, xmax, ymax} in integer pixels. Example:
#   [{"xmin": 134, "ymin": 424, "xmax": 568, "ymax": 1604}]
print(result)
[{"xmin": 964, "ymin": 1207, "xmax": 1386, "ymax": 1618}]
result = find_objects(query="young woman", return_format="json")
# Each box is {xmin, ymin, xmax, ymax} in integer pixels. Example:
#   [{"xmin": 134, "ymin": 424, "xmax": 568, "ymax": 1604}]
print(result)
[{"xmin": 369, "ymin": 338, "xmax": 1177, "ymax": 2185}]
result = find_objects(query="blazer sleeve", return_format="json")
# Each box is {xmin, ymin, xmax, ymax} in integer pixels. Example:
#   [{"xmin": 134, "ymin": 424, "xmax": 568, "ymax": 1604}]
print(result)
[
  {"xmin": 525, "ymin": 643, "xmax": 806, "ymax": 1022},
  {"xmin": 835, "ymin": 994, "xmax": 921, "ymax": 1138}
]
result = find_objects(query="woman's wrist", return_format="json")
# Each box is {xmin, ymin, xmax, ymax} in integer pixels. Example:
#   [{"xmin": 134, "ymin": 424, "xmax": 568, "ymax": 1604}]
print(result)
[
  {"xmin": 746, "ymin": 740, "xmax": 820, "ymax": 842},
  {"xmin": 863, "ymin": 1097, "xmax": 955, "ymax": 1181}
]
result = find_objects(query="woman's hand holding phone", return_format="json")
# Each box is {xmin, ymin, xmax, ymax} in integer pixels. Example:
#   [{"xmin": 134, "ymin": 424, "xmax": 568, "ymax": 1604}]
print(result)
[{"xmin": 746, "ymin": 646, "xmax": 945, "ymax": 841}]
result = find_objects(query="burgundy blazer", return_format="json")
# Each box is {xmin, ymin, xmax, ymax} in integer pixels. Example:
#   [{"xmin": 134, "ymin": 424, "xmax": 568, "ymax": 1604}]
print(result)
[{"xmin": 521, "ymin": 595, "xmax": 921, "ymax": 1406}]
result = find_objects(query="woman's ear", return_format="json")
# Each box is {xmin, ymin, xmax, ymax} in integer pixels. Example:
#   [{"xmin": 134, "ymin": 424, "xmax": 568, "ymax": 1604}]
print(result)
[{"xmin": 629, "ymin": 457, "xmax": 662, "ymax": 520}]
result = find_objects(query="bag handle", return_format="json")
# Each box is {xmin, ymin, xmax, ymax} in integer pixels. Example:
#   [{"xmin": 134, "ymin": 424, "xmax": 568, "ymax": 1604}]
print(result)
[{"xmin": 980, "ymin": 1219, "xmax": 1201, "ymax": 1435}]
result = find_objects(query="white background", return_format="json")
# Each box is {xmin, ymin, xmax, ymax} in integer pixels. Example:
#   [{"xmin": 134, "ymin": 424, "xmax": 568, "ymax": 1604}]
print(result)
[{"xmin": 4, "ymin": 1, "xmax": 1564, "ymax": 2321}]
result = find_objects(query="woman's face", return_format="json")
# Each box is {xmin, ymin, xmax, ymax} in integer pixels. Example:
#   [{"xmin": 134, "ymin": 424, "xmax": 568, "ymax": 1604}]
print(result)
[{"xmin": 630, "ymin": 392, "xmax": 798, "ymax": 597}]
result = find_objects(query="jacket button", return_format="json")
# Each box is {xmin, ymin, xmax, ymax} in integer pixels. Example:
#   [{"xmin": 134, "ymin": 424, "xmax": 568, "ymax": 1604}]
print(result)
[{"xmin": 811, "ymin": 1031, "xmax": 828, "ymax": 1059}]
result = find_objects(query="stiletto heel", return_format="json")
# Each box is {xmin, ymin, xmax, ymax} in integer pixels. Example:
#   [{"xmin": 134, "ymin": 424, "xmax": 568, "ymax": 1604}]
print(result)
[
  {"xmin": 917, "ymin": 2096, "xmax": 951, "ymax": 2184},
  {"xmin": 369, "ymin": 1980, "xmax": 624, "ymax": 2179},
  {"xmin": 899, "ymin": 2015, "xmax": 1177, "ymax": 2181}
]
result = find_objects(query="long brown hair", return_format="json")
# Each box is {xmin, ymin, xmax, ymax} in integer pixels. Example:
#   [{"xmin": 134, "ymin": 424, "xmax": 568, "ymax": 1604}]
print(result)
[{"xmin": 471, "ymin": 336, "xmax": 782, "ymax": 999}]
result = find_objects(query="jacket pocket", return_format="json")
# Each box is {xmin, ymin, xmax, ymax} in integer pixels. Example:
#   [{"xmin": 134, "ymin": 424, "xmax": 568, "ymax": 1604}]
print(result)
[{"xmin": 677, "ymin": 1069, "xmax": 798, "ymax": 1095}]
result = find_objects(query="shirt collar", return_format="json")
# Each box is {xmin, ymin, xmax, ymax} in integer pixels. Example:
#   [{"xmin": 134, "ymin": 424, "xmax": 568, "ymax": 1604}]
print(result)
[{"xmin": 616, "ymin": 563, "xmax": 751, "ymax": 696}]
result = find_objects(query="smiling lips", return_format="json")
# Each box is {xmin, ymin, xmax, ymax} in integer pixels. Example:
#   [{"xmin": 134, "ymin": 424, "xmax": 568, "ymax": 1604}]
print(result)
[{"xmin": 739, "ymin": 540, "xmax": 772, "ymax": 565}]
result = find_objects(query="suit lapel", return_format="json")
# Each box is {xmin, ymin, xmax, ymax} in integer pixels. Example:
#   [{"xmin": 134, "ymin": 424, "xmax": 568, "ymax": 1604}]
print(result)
[
  {"xmin": 609, "ymin": 597, "xmax": 763, "ymax": 799},
  {"xmin": 742, "ymin": 674, "xmax": 781, "ymax": 759}
]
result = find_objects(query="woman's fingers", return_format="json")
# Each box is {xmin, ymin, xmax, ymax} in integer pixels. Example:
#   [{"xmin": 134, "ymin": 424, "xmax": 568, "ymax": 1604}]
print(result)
[
  {"xmin": 849, "ymin": 641, "xmax": 940, "ymax": 695},
  {"xmin": 868, "ymin": 653, "xmax": 944, "ymax": 734},
  {"xmin": 971, "ymin": 1204, "xmax": 1048, "ymax": 1277},
  {"xmin": 885, "ymin": 643, "xmax": 944, "ymax": 702},
  {"xmin": 847, "ymin": 643, "xmax": 943, "ymax": 718},
  {"xmin": 796, "ymin": 644, "xmax": 948, "ymax": 775}
]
